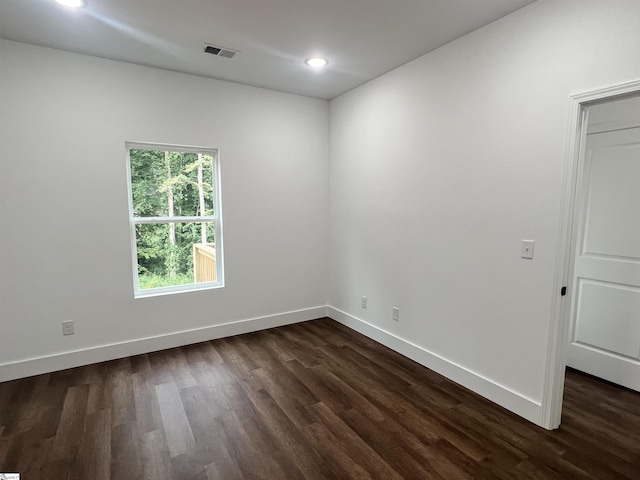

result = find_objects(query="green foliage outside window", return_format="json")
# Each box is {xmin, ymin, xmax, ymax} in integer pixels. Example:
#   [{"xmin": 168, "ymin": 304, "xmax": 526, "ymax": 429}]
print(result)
[{"xmin": 129, "ymin": 148, "xmax": 216, "ymax": 290}]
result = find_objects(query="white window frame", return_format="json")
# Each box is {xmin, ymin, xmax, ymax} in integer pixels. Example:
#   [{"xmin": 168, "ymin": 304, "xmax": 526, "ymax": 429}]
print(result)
[{"xmin": 126, "ymin": 141, "xmax": 224, "ymax": 298}]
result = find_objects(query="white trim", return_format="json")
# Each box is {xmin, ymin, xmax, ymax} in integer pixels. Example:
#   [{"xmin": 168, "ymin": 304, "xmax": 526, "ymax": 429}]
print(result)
[
  {"xmin": 213, "ymin": 150, "xmax": 225, "ymax": 285},
  {"xmin": 126, "ymin": 140, "xmax": 218, "ymax": 154},
  {"xmin": 587, "ymin": 120, "xmax": 640, "ymax": 135},
  {"xmin": 134, "ymin": 279, "xmax": 224, "ymax": 298},
  {"xmin": 328, "ymin": 307, "xmax": 544, "ymax": 427},
  {"xmin": 0, "ymin": 306, "xmax": 328, "ymax": 383},
  {"xmin": 133, "ymin": 216, "xmax": 216, "ymax": 224},
  {"xmin": 544, "ymin": 79, "xmax": 640, "ymax": 430},
  {"xmin": 125, "ymin": 143, "xmax": 140, "ymax": 292}
]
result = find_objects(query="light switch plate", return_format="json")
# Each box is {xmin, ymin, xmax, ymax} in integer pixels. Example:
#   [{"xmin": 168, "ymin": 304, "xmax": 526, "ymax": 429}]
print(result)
[{"xmin": 521, "ymin": 240, "xmax": 535, "ymax": 259}]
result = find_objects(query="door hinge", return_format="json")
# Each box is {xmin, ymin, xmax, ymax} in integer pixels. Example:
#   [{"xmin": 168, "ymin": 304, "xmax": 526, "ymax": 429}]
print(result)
[{"xmin": 561, "ymin": 286, "xmax": 567, "ymax": 296}]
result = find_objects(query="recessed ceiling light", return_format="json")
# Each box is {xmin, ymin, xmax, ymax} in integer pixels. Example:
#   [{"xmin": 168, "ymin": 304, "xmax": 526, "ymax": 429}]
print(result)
[
  {"xmin": 55, "ymin": 0, "xmax": 86, "ymax": 8},
  {"xmin": 305, "ymin": 57, "xmax": 329, "ymax": 68}
]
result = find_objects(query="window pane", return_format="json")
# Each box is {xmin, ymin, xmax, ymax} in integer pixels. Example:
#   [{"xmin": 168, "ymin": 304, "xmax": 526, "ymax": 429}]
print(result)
[
  {"xmin": 135, "ymin": 222, "xmax": 216, "ymax": 290},
  {"xmin": 129, "ymin": 149, "xmax": 215, "ymax": 217}
]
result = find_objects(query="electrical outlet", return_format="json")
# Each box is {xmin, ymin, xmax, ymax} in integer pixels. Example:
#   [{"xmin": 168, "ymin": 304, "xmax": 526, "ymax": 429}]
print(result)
[
  {"xmin": 392, "ymin": 307, "xmax": 400, "ymax": 321},
  {"xmin": 361, "ymin": 296, "xmax": 367, "ymax": 309},
  {"xmin": 62, "ymin": 320, "xmax": 75, "ymax": 336}
]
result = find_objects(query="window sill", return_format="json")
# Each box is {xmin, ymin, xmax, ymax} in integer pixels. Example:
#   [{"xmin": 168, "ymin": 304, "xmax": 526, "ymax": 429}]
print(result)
[{"xmin": 134, "ymin": 281, "xmax": 224, "ymax": 299}]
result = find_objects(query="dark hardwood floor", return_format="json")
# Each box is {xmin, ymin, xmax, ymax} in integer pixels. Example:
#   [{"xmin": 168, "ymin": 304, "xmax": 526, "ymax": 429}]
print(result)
[{"xmin": 1, "ymin": 318, "xmax": 639, "ymax": 479}]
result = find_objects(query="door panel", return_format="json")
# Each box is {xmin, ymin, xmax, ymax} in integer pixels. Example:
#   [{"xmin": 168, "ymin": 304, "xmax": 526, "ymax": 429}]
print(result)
[
  {"xmin": 567, "ymin": 126, "xmax": 640, "ymax": 391},
  {"xmin": 583, "ymin": 137, "xmax": 640, "ymax": 258},
  {"xmin": 574, "ymin": 279, "xmax": 640, "ymax": 359}
]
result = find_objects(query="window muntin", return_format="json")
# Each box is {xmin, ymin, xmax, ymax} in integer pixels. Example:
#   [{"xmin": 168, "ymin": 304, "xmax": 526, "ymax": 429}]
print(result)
[{"xmin": 126, "ymin": 142, "xmax": 223, "ymax": 297}]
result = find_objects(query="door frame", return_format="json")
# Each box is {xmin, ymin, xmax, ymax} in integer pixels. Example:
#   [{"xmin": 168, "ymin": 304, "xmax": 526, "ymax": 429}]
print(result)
[{"xmin": 542, "ymin": 79, "xmax": 640, "ymax": 429}]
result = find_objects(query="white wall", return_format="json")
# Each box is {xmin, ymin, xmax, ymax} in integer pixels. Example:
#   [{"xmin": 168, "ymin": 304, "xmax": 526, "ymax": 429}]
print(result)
[
  {"xmin": 328, "ymin": 0, "xmax": 640, "ymax": 425},
  {"xmin": 0, "ymin": 40, "xmax": 329, "ymax": 380}
]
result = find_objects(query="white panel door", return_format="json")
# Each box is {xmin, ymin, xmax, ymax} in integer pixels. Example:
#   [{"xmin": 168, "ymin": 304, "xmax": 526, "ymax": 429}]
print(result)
[{"xmin": 567, "ymin": 126, "xmax": 640, "ymax": 391}]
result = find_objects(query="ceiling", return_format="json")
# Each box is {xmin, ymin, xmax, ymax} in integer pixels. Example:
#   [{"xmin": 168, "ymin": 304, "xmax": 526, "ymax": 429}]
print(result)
[{"xmin": 0, "ymin": 0, "xmax": 535, "ymax": 100}]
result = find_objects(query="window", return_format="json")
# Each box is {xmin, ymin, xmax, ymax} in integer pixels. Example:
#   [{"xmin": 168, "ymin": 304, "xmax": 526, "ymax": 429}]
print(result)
[{"xmin": 126, "ymin": 142, "xmax": 223, "ymax": 297}]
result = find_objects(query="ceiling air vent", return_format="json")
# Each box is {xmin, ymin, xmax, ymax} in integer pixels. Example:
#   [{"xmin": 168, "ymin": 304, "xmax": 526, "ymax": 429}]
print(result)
[{"xmin": 204, "ymin": 44, "xmax": 238, "ymax": 59}]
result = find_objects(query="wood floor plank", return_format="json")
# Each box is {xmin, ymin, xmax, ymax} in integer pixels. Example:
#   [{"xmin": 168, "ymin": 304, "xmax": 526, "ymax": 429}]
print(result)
[
  {"xmin": 139, "ymin": 429, "xmax": 172, "ymax": 480},
  {"xmin": 283, "ymin": 359, "xmax": 351, "ymax": 414},
  {"xmin": 219, "ymin": 410, "xmax": 289, "ymax": 480},
  {"xmin": 307, "ymin": 402, "xmax": 403, "ymax": 480},
  {"xmin": 204, "ymin": 457, "xmax": 245, "ymax": 480},
  {"xmin": 110, "ymin": 422, "xmax": 142, "ymax": 480},
  {"xmin": 251, "ymin": 365, "xmax": 319, "ymax": 428},
  {"xmin": 239, "ymin": 386, "xmax": 328, "ymax": 480},
  {"xmin": 416, "ymin": 439, "xmax": 477, "ymax": 480},
  {"xmin": 51, "ymin": 384, "xmax": 90, "ymax": 461},
  {"xmin": 302, "ymin": 421, "xmax": 375, "ymax": 480},
  {"xmin": 86, "ymin": 367, "xmax": 110, "ymax": 415},
  {"xmin": 29, "ymin": 374, "xmax": 70, "ymax": 440},
  {"xmin": 240, "ymin": 414, "xmax": 308, "ymax": 480},
  {"xmin": 155, "ymin": 382, "xmax": 196, "ymax": 458},
  {"xmin": 178, "ymin": 384, "xmax": 242, "ymax": 478},
  {"xmin": 110, "ymin": 371, "xmax": 136, "ymax": 427},
  {"xmin": 214, "ymin": 381, "xmax": 258, "ymax": 421},
  {"xmin": 146, "ymin": 350, "xmax": 175, "ymax": 386},
  {"xmin": 21, "ymin": 436, "xmax": 55, "ymax": 479},
  {"xmin": 3, "ymin": 375, "xmax": 49, "ymax": 436},
  {"xmin": 339, "ymin": 407, "xmax": 435, "ymax": 479},
  {"xmin": 309, "ymin": 366, "xmax": 386, "ymax": 423},
  {"xmin": 132, "ymin": 372, "xmax": 162, "ymax": 436},
  {"xmin": 69, "ymin": 409, "xmax": 111, "ymax": 480},
  {"xmin": 167, "ymin": 347, "xmax": 199, "ymax": 389},
  {"xmin": 1, "ymin": 317, "xmax": 639, "ymax": 479}
]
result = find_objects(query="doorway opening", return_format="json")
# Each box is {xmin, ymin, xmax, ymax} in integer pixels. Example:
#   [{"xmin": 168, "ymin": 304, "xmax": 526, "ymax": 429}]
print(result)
[{"xmin": 543, "ymin": 79, "xmax": 640, "ymax": 430}]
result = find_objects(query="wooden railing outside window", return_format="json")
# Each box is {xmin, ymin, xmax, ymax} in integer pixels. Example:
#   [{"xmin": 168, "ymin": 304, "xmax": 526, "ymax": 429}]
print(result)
[{"xmin": 193, "ymin": 243, "xmax": 216, "ymax": 283}]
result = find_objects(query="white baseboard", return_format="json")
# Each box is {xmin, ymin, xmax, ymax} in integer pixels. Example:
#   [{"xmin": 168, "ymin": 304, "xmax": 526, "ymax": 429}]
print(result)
[
  {"xmin": 1, "ymin": 304, "xmax": 544, "ymax": 428},
  {"xmin": 0, "ymin": 306, "xmax": 328, "ymax": 382},
  {"xmin": 328, "ymin": 307, "xmax": 544, "ymax": 427}
]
